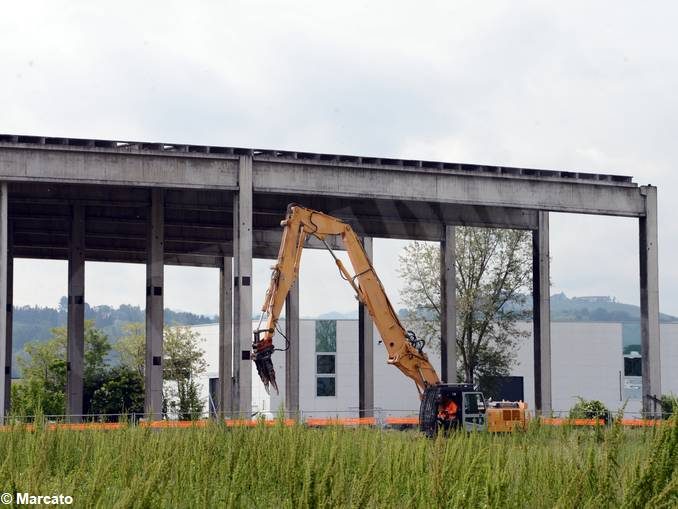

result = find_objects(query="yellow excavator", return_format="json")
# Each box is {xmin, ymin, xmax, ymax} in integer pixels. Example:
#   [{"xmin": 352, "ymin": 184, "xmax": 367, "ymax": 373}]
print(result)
[{"xmin": 251, "ymin": 205, "xmax": 528, "ymax": 435}]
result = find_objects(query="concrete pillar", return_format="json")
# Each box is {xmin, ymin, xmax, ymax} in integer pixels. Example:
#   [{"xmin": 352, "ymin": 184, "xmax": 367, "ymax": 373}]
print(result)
[
  {"xmin": 145, "ymin": 189, "xmax": 164, "ymax": 420},
  {"xmin": 218, "ymin": 256, "xmax": 233, "ymax": 417},
  {"xmin": 2, "ymin": 222, "xmax": 11, "ymax": 419},
  {"xmin": 0, "ymin": 183, "xmax": 8, "ymax": 422},
  {"xmin": 639, "ymin": 186, "xmax": 661, "ymax": 416},
  {"xmin": 440, "ymin": 225, "xmax": 457, "ymax": 383},
  {"xmin": 285, "ymin": 280, "xmax": 300, "ymax": 416},
  {"xmin": 66, "ymin": 203, "xmax": 85, "ymax": 421},
  {"xmin": 358, "ymin": 237, "xmax": 374, "ymax": 418},
  {"xmin": 532, "ymin": 211, "xmax": 552, "ymax": 414},
  {"xmin": 233, "ymin": 156, "xmax": 253, "ymax": 417}
]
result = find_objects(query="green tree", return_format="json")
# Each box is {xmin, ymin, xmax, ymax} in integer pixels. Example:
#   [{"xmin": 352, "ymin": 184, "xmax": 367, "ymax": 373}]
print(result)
[
  {"xmin": 116, "ymin": 322, "xmax": 145, "ymax": 378},
  {"xmin": 163, "ymin": 326, "xmax": 207, "ymax": 382},
  {"xmin": 11, "ymin": 334, "xmax": 66, "ymax": 416},
  {"xmin": 90, "ymin": 366, "xmax": 144, "ymax": 418},
  {"xmin": 115, "ymin": 324, "xmax": 206, "ymax": 417},
  {"xmin": 398, "ymin": 228, "xmax": 532, "ymax": 384},
  {"xmin": 12, "ymin": 321, "xmax": 112, "ymax": 416},
  {"xmin": 176, "ymin": 379, "xmax": 203, "ymax": 420}
]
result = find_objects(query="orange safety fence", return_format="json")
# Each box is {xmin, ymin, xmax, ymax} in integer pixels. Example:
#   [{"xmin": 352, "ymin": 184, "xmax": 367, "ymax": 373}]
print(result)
[
  {"xmin": 0, "ymin": 419, "xmax": 298, "ymax": 432},
  {"xmin": 141, "ymin": 419, "xmax": 209, "ymax": 429},
  {"xmin": 384, "ymin": 417, "xmax": 419, "ymax": 426},
  {"xmin": 1, "ymin": 416, "xmax": 671, "ymax": 431},
  {"xmin": 142, "ymin": 419, "xmax": 297, "ymax": 428},
  {"xmin": 0, "ymin": 422, "xmax": 127, "ymax": 432},
  {"xmin": 305, "ymin": 417, "xmax": 376, "ymax": 427},
  {"xmin": 541, "ymin": 417, "xmax": 605, "ymax": 426},
  {"xmin": 224, "ymin": 419, "xmax": 296, "ymax": 427},
  {"xmin": 48, "ymin": 422, "xmax": 126, "ymax": 431},
  {"xmin": 620, "ymin": 418, "xmax": 672, "ymax": 427}
]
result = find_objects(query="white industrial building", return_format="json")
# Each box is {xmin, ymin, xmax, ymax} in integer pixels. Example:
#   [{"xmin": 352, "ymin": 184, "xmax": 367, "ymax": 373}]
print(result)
[{"xmin": 193, "ymin": 320, "xmax": 678, "ymax": 419}]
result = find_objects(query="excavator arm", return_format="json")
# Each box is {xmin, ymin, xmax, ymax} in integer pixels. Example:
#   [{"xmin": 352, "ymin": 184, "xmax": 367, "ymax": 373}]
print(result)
[{"xmin": 252, "ymin": 204, "xmax": 440, "ymax": 396}]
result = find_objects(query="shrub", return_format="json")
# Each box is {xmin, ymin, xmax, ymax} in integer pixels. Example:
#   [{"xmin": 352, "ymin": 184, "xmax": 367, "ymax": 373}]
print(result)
[
  {"xmin": 569, "ymin": 397, "xmax": 610, "ymax": 422},
  {"xmin": 660, "ymin": 394, "xmax": 677, "ymax": 419}
]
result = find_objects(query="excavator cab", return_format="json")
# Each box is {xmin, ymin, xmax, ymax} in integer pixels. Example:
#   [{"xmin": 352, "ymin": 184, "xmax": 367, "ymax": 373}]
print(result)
[
  {"xmin": 462, "ymin": 391, "xmax": 487, "ymax": 431},
  {"xmin": 419, "ymin": 384, "xmax": 487, "ymax": 437}
]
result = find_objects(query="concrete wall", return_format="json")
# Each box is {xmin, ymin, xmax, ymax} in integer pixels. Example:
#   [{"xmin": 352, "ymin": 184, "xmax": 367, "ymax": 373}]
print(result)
[
  {"xmin": 513, "ymin": 322, "xmax": 634, "ymax": 414},
  {"xmin": 508, "ymin": 322, "xmax": 536, "ymax": 412},
  {"xmin": 194, "ymin": 322, "xmax": 273, "ymax": 417},
  {"xmin": 550, "ymin": 323, "xmax": 624, "ymax": 413},
  {"xmin": 661, "ymin": 324, "xmax": 678, "ymax": 398}
]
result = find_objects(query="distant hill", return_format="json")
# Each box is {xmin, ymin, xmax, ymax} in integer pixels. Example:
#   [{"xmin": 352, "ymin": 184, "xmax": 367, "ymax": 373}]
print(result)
[
  {"xmin": 312, "ymin": 311, "xmax": 359, "ymax": 320},
  {"xmin": 549, "ymin": 292, "xmax": 678, "ymax": 323},
  {"xmin": 12, "ymin": 293, "xmax": 675, "ymax": 374},
  {"xmin": 12, "ymin": 297, "xmax": 215, "ymax": 376},
  {"xmin": 394, "ymin": 292, "xmax": 677, "ymax": 324},
  {"xmin": 394, "ymin": 293, "xmax": 676, "ymax": 351},
  {"xmin": 547, "ymin": 293, "xmax": 678, "ymax": 351}
]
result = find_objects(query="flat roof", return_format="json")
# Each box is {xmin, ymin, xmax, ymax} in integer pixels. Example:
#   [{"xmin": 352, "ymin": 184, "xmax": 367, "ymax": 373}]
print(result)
[{"xmin": 0, "ymin": 133, "xmax": 635, "ymax": 186}]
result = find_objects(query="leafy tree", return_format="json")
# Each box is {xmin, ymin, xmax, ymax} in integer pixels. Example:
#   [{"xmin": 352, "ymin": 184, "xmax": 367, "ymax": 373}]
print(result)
[
  {"xmin": 398, "ymin": 228, "xmax": 532, "ymax": 384},
  {"xmin": 12, "ymin": 321, "xmax": 112, "ymax": 416},
  {"xmin": 115, "ymin": 323, "xmax": 206, "ymax": 416},
  {"xmin": 48, "ymin": 324, "xmax": 112, "ymax": 414},
  {"xmin": 90, "ymin": 366, "xmax": 144, "ymax": 418},
  {"xmin": 116, "ymin": 322, "xmax": 146, "ymax": 378},
  {"xmin": 12, "ymin": 330, "xmax": 67, "ymax": 416},
  {"xmin": 175, "ymin": 379, "xmax": 203, "ymax": 420},
  {"xmin": 163, "ymin": 326, "xmax": 207, "ymax": 382}
]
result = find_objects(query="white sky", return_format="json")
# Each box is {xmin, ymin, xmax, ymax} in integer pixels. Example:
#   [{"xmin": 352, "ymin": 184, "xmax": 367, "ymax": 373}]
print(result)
[{"xmin": 3, "ymin": 1, "xmax": 677, "ymax": 317}]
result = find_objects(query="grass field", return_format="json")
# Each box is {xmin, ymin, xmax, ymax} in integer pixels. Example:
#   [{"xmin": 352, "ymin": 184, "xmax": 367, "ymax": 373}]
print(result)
[{"xmin": 0, "ymin": 419, "xmax": 675, "ymax": 508}]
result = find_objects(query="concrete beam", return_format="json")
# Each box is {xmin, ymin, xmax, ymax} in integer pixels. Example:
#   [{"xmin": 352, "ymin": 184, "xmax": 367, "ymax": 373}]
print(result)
[
  {"xmin": 440, "ymin": 225, "xmax": 457, "ymax": 383},
  {"xmin": 253, "ymin": 161, "xmax": 645, "ymax": 217},
  {"xmin": 218, "ymin": 257, "xmax": 233, "ymax": 417},
  {"xmin": 66, "ymin": 203, "xmax": 85, "ymax": 421},
  {"xmin": 639, "ymin": 186, "xmax": 661, "ymax": 416},
  {"xmin": 233, "ymin": 157, "xmax": 253, "ymax": 417},
  {"xmin": 0, "ymin": 183, "xmax": 8, "ymax": 421},
  {"xmin": 285, "ymin": 280, "xmax": 300, "ymax": 416},
  {"xmin": 358, "ymin": 237, "xmax": 374, "ymax": 417},
  {"xmin": 0, "ymin": 145, "xmax": 644, "ymax": 216},
  {"xmin": 0, "ymin": 147, "xmax": 238, "ymax": 190},
  {"xmin": 145, "ymin": 189, "xmax": 164, "ymax": 419},
  {"xmin": 532, "ymin": 211, "xmax": 552, "ymax": 414}
]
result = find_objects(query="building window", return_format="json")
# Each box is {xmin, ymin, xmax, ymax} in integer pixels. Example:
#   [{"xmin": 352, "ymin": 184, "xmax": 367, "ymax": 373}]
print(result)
[
  {"xmin": 316, "ymin": 354, "xmax": 335, "ymax": 374},
  {"xmin": 315, "ymin": 320, "xmax": 336, "ymax": 397}
]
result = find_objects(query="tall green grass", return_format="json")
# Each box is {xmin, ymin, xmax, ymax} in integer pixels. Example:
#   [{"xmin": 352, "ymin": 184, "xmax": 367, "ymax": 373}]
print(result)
[{"xmin": 0, "ymin": 419, "xmax": 675, "ymax": 508}]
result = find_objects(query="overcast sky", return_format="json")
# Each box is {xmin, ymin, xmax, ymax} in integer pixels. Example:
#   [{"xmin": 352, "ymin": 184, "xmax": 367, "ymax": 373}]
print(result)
[{"xmin": 2, "ymin": 1, "xmax": 676, "ymax": 318}]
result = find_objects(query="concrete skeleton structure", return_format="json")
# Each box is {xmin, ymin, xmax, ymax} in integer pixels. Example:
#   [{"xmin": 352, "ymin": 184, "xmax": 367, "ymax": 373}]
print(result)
[{"xmin": 0, "ymin": 134, "xmax": 662, "ymax": 420}]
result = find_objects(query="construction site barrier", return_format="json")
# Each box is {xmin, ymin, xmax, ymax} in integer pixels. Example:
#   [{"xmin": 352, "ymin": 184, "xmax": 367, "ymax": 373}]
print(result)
[
  {"xmin": 0, "ymin": 422, "xmax": 127, "ymax": 432},
  {"xmin": 0, "ymin": 415, "xmax": 673, "ymax": 432},
  {"xmin": 384, "ymin": 417, "xmax": 419, "ymax": 426},
  {"xmin": 619, "ymin": 418, "xmax": 671, "ymax": 427},
  {"xmin": 540, "ymin": 417, "xmax": 606, "ymax": 426},
  {"xmin": 305, "ymin": 417, "xmax": 376, "ymax": 427}
]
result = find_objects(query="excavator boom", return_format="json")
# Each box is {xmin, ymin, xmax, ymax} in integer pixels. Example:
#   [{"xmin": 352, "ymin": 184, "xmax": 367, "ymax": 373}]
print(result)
[
  {"xmin": 252, "ymin": 204, "xmax": 440, "ymax": 396},
  {"xmin": 252, "ymin": 205, "xmax": 528, "ymax": 435}
]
